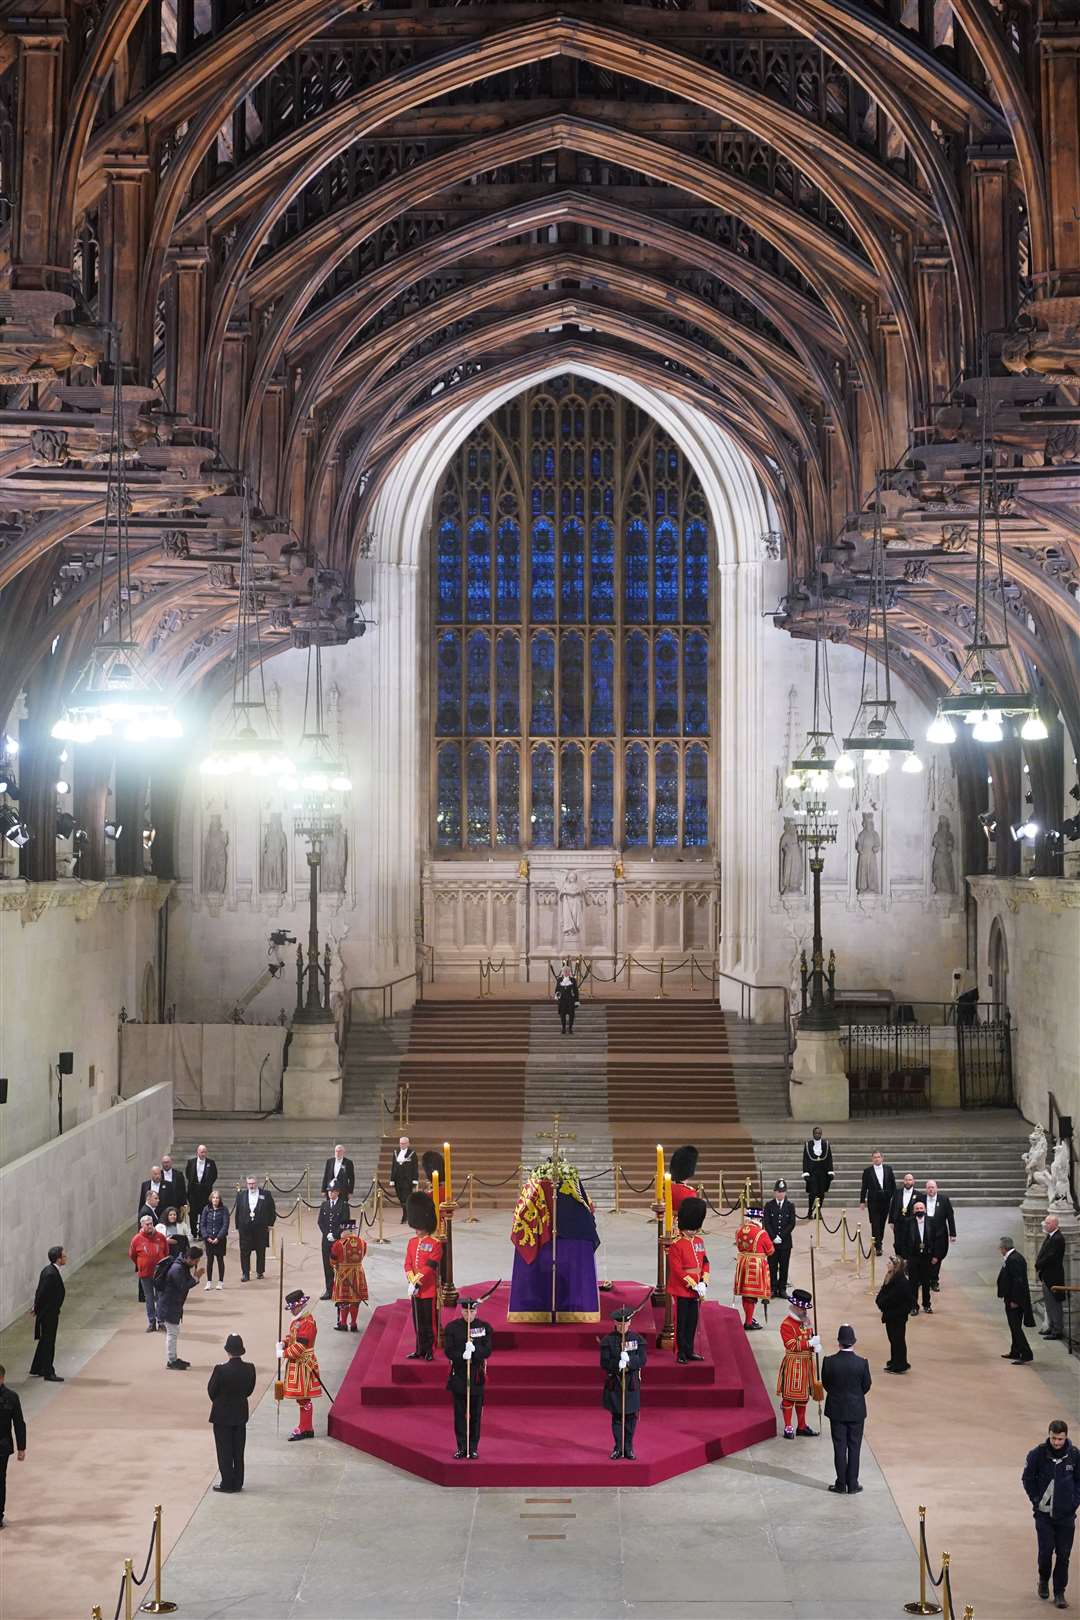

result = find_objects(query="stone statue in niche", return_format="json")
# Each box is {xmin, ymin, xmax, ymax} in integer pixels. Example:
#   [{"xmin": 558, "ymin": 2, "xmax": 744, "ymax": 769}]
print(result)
[
  {"xmin": 854, "ymin": 811, "xmax": 881, "ymax": 895},
  {"xmin": 203, "ymin": 814, "xmax": 228, "ymax": 894},
  {"xmin": 778, "ymin": 817, "xmax": 803, "ymax": 895},
  {"xmin": 931, "ymin": 815, "xmax": 956, "ymax": 895},
  {"xmin": 321, "ymin": 818, "xmax": 347, "ymax": 893},
  {"xmin": 1034, "ymin": 1140, "xmax": 1073, "ymax": 1207},
  {"xmin": 260, "ymin": 812, "xmax": 288, "ymax": 894},
  {"xmin": 559, "ymin": 868, "xmax": 583, "ymax": 941},
  {"xmin": 1023, "ymin": 1123, "xmax": 1049, "ymax": 1187}
]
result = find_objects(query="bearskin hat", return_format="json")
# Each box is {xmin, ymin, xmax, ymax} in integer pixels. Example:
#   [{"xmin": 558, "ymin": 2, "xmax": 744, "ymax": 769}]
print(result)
[
  {"xmin": 421, "ymin": 1149, "xmax": 445, "ymax": 1182},
  {"xmin": 677, "ymin": 1196, "xmax": 707, "ymax": 1232},
  {"xmin": 669, "ymin": 1145, "xmax": 699, "ymax": 1184},
  {"xmin": 406, "ymin": 1190, "xmax": 438, "ymax": 1234}
]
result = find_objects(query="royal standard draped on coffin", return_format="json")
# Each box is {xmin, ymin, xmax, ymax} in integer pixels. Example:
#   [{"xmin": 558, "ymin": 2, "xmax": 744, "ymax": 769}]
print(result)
[{"xmin": 508, "ymin": 1160, "xmax": 601, "ymax": 1323}]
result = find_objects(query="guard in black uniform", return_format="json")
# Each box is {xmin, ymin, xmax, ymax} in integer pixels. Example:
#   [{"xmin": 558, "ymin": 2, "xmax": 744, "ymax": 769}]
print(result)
[
  {"xmin": 600, "ymin": 1306, "xmax": 647, "ymax": 1460},
  {"xmin": 763, "ymin": 1179, "xmax": 797, "ymax": 1297},
  {"xmin": 444, "ymin": 1296, "xmax": 492, "ymax": 1459},
  {"xmin": 801, "ymin": 1129, "xmax": 834, "ymax": 1218}
]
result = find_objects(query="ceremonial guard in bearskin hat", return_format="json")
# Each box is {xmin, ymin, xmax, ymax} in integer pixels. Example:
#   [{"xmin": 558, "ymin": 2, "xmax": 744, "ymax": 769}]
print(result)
[
  {"xmin": 280, "ymin": 1288, "xmax": 323, "ymax": 1441},
  {"xmin": 776, "ymin": 1286, "xmax": 821, "ymax": 1438},
  {"xmin": 668, "ymin": 1145, "xmax": 700, "ymax": 1217},
  {"xmin": 666, "ymin": 1196, "xmax": 709, "ymax": 1363},
  {"xmin": 733, "ymin": 1205, "xmax": 774, "ymax": 1330},
  {"xmin": 443, "ymin": 1295, "xmax": 493, "ymax": 1460},
  {"xmin": 600, "ymin": 1306, "xmax": 647, "ymax": 1460},
  {"xmin": 330, "ymin": 1217, "xmax": 368, "ymax": 1332},
  {"xmin": 404, "ymin": 1191, "xmax": 443, "ymax": 1360}
]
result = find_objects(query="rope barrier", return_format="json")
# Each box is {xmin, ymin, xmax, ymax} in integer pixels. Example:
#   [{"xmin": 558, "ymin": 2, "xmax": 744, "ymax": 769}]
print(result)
[
  {"xmin": 618, "ymin": 1167, "xmax": 657, "ymax": 1195},
  {"xmin": 98, "ymin": 1504, "xmax": 176, "ymax": 1620},
  {"xmin": 265, "ymin": 1171, "xmax": 307, "ymax": 1194},
  {"xmin": 470, "ymin": 1169, "xmax": 523, "ymax": 1187},
  {"xmin": 579, "ymin": 1166, "xmax": 614, "ymax": 1182},
  {"xmin": 703, "ymin": 1193, "xmax": 743, "ymax": 1218}
]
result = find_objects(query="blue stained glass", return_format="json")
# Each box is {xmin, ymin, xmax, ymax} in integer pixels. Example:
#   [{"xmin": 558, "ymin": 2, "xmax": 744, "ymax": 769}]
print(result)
[
  {"xmin": 624, "ymin": 515, "xmax": 649, "ymax": 622},
  {"xmin": 495, "ymin": 632, "xmax": 520, "ymax": 735},
  {"xmin": 560, "ymin": 632, "xmax": 585, "ymax": 734},
  {"xmin": 466, "ymin": 519, "xmax": 491, "ymax": 621},
  {"xmin": 655, "ymin": 631, "xmax": 679, "ymax": 734},
  {"xmin": 589, "ymin": 632, "xmax": 614, "ymax": 735},
  {"xmin": 530, "ymin": 745, "xmax": 555, "ymax": 847},
  {"xmin": 684, "ymin": 743, "xmax": 709, "ymax": 846},
  {"xmin": 590, "ymin": 518, "xmax": 614, "ymax": 621},
  {"xmin": 466, "ymin": 630, "xmax": 490, "ymax": 734},
  {"xmin": 655, "ymin": 743, "xmax": 679, "ymax": 846},
  {"xmin": 530, "ymin": 633, "xmax": 555, "ymax": 734},
  {"xmin": 437, "ymin": 514, "xmax": 462, "ymax": 622},
  {"xmin": 436, "ymin": 744, "xmax": 461, "ymax": 847},
  {"xmin": 625, "ymin": 743, "xmax": 649, "ymax": 846},
  {"xmin": 531, "ymin": 516, "xmax": 555, "ymax": 620},
  {"xmin": 590, "ymin": 743, "xmax": 614, "ymax": 845},
  {"xmin": 436, "ymin": 631, "xmax": 462, "ymax": 736},
  {"xmin": 624, "ymin": 631, "xmax": 649, "ymax": 735},
  {"xmin": 466, "ymin": 743, "xmax": 490, "ymax": 846},
  {"xmin": 560, "ymin": 517, "xmax": 585, "ymax": 621},
  {"xmin": 495, "ymin": 744, "xmax": 520, "ymax": 846},
  {"xmin": 684, "ymin": 516, "xmax": 709, "ymax": 622},
  {"xmin": 560, "ymin": 743, "xmax": 585, "ymax": 849},
  {"xmin": 544, "ymin": 445, "xmax": 555, "ymax": 478},
  {"xmin": 496, "ymin": 517, "xmax": 520, "ymax": 622},
  {"xmin": 654, "ymin": 517, "xmax": 679, "ymax": 622},
  {"xmin": 684, "ymin": 631, "xmax": 709, "ymax": 735}
]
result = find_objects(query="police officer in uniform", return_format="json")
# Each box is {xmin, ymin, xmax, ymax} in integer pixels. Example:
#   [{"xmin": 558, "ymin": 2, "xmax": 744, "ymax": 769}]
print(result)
[
  {"xmin": 600, "ymin": 1306, "xmax": 647, "ymax": 1460},
  {"xmin": 444, "ymin": 1297, "xmax": 493, "ymax": 1459},
  {"xmin": 763, "ymin": 1179, "xmax": 797, "ymax": 1297}
]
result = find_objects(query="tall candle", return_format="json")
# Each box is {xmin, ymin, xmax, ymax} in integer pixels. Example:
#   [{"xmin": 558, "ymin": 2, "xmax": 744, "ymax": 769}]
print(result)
[
  {"xmin": 655, "ymin": 1144, "xmax": 665, "ymax": 1204},
  {"xmin": 664, "ymin": 1171, "xmax": 673, "ymax": 1234},
  {"xmin": 443, "ymin": 1141, "xmax": 453, "ymax": 1203},
  {"xmin": 432, "ymin": 1169, "xmax": 441, "ymax": 1228}
]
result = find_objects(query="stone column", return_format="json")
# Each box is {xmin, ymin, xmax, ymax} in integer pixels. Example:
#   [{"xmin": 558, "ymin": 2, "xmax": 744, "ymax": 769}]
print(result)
[
  {"xmin": 100, "ymin": 154, "xmax": 152, "ymax": 379},
  {"xmin": 218, "ymin": 319, "xmax": 250, "ymax": 468},
  {"xmin": 717, "ymin": 557, "xmax": 767, "ymax": 990},
  {"xmin": 877, "ymin": 315, "xmax": 910, "ymax": 468},
  {"xmin": 967, "ymin": 146, "xmax": 1016, "ymax": 333},
  {"xmin": 1038, "ymin": 12, "xmax": 1080, "ymax": 295},
  {"xmin": 257, "ymin": 375, "xmax": 287, "ymax": 515},
  {"xmin": 9, "ymin": 20, "xmax": 66, "ymax": 287},
  {"xmin": 370, "ymin": 560, "xmax": 419, "ymax": 982},
  {"xmin": 166, "ymin": 246, "xmax": 210, "ymax": 419},
  {"xmin": 914, "ymin": 247, "xmax": 958, "ymax": 403}
]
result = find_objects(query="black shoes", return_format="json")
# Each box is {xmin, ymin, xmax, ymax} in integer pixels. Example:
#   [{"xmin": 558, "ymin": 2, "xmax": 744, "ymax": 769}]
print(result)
[
  {"xmin": 610, "ymin": 1448, "xmax": 623, "ymax": 1460},
  {"xmin": 1039, "ymin": 1581, "xmax": 1051, "ymax": 1601},
  {"xmin": 923, "ymin": 1306, "xmax": 933, "ymax": 1315},
  {"xmin": 623, "ymin": 1449, "xmax": 636, "ymax": 1461},
  {"xmin": 454, "ymin": 1448, "xmax": 467, "ymax": 1460},
  {"xmin": 743, "ymin": 1321, "xmax": 762, "ymax": 1332},
  {"xmin": 677, "ymin": 1355, "xmax": 688, "ymax": 1364},
  {"xmin": 849, "ymin": 1485, "xmax": 864, "ymax": 1494},
  {"xmin": 334, "ymin": 1323, "xmax": 348, "ymax": 1332},
  {"xmin": 1055, "ymin": 1598, "xmax": 1068, "ymax": 1610},
  {"xmin": 469, "ymin": 1451, "xmax": 479, "ymax": 1460},
  {"xmin": 166, "ymin": 1360, "xmax": 189, "ymax": 1370},
  {"xmin": 320, "ymin": 1292, "xmax": 332, "ymax": 1301},
  {"xmin": 796, "ymin": 1427, "xmax": 817, "ymax": 1438},
  {"xmin": 350, "ymin": 1323, "xmax": 359, "ymax": 1332},
  {"xmin": 145, "ymin": 1324, "xmax": 157, "ymax": 1334},
  {"xmin": 687, "ymin": 1352, "xmax": 704, "ymax": 1361},
  {"xmin": 828, "ymin": 1483, "xmax": 846, "ymax": 1494},
  {"xmin": 240, "ymin": 1276, "xmax": 249, "ymax": 1283},
  {"xmin": 43, "ymin": 1374, "xmax": 64, "ymax": 1382}
]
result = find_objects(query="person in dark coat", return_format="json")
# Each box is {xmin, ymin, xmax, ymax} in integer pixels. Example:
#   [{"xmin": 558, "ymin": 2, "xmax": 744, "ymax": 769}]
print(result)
[
  {"xmin": 233, "ymin": 1177, "xmax": 277, "ymax": 1281},
  {"xmin": 858, "ymin": 1152, "xmax": 897, "ymax": 1256},
  {"xmin": 317, "ymin": 1186, "xmax": 350, "ymax": 1299},
  {"xmin": 554, "ymin": 964, "xmax": 580, "ymax": 1035},
  {"xmin": 1023, "ymin": 1420, "xmax": 1080, "ymax": 1607},
  {"xmin": 322, "ymin": 1145, "xmax": 356, "ymax": 1198},
  {"xmin": 906, "ymin": 1202, "xmax": 936, "ymax": 1315},
  {"xmin": 391, "ymin": 1136, "xmax": 418, "ymax": 1224},
  {"xmin": 875, "ymin": 1257, "xmax": 914, "ymax": 1373},
  {"xmin": 207, "ymin": 1334, "xmax": 257, "ymax": 1492},
  {"xmin": 159, "ymin": 1156, "xmax": 187, "ymax": 1216},
  {"xmin": 161, "ymin": 1245, "xmax": 203, "ymax": 1370},
  {"xmin": 0, "ymin": 1363, "xmax": 27, "ymax": 1528},
  {"xmin": 185, "ymin": 1146, "xmax": 218, "ymax": 1227},
  {"xmin": 138, "ymin": 1166, "xmax": 165, "ymax": 1217},
  {"xmin": 820, "ymin": 1324, "xmax": 872, "ymax": 1494},
  {"xmin": 763, "ymin": 1179, "xmax": 797, "ymax": 1297},
  {"xmin": 801, "ymin": 1128, "xmax": 833, "ymax": 1218},
  {"xmin": 198, "ymin": 1191, "xmax": 230, "ymax": 1288},
  {"xmin": 998, "ymin": 1235, "xmax": 1036, "ymax": 1364},
  {"xmin": 29, "ymin": 1247, "xmax": 66, "ymax": 1381},
  {"xmin": 600, "ymin": 1306, "xmax": 647, "ymax": 1460},
  {"xmin": 444, "ymin": 1297, "xmax": 493, "ymax": 1459},
  {"xmin": 1035, "ymin": 1215, "xmax": 1068, "ymax": 1342},
  {"xmin": 889, "ymin": 1172, "xmax": 918, "ymax": 1235}
]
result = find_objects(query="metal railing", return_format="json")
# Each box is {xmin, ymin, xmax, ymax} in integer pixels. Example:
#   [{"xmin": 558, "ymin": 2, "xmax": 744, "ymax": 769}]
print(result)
[{"xmin": 843, "ymin": 1021, "xmax": 931, "ymax": 1114}]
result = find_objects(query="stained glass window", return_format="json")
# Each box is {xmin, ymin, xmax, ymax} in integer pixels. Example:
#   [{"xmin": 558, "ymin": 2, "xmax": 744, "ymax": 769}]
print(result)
[{"xmin": 430, "ymin": 377, "xmax": 713, "ymax": 851}]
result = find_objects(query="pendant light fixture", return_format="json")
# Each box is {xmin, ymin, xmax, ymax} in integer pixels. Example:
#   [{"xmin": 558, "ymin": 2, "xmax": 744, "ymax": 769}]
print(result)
[
  {"xmin": 927, "ymin": 336, "xmax": 1046, "ymax": 747},
  {"xmin": 784, "ymin": 570, "xmax": 849, "ymax": 795},
  {"xmin": 200, "ymin": 478, "xmax": 291, "ymax": 779},
  {"xmin": 52, "ymin": 340, "xmax": 182, "ymax": 745},
  {"xmin": 279, "ymin": 636, "xmax": 352, "ymax": 820},
  {"xmin": 841, "ymin": 481, "xmax": 921, "ymax": 777}
]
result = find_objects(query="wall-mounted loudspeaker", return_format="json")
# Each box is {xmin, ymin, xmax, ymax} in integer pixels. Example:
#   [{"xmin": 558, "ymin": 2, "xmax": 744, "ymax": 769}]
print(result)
[
  {"xmin": 0, "ymin": 1077, "xmax": 7, "ymax": 1104},
  {"xmin": 57, "ymin": 1051, "xmax": 74, "ymax": 1075}
]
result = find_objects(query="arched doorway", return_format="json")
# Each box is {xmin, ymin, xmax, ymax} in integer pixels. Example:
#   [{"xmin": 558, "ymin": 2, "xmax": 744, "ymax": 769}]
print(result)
[{"xmin": 988, "ymin": 917, "xmax": 1009, "ymax": 1019}]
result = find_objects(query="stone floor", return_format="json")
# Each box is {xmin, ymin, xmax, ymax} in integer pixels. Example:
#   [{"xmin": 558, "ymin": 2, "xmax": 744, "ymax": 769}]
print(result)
[{"xmin": 1, "ymin": 1200, "xmax": 1076, "ymax": 1620}]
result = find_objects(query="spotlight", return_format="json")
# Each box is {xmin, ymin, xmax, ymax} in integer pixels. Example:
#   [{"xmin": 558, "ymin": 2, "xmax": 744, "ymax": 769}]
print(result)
[
  {"xmin": 0, "ymin": 809, "xmax": 30, "ymax": 847},
  {"xmin": 1021, "ymin": 712, "xmax": 1049, "ymax": 742},
  {"xmin": 55, "ymin": 778, "xmax": 70, "ymax": 795},
  {"xmin": 972, "ymin": 711, "xmax": 1003, "ymax": 743},
  {"xmin": 104, "ymin": 820, "xmax": 123, "ymax": 840},
  {"xmin": 55, "ymin": 812, "xmax": 77, "ymax": 839},
  {"xmin": 1010, "ymin": 820, "xmax": 1039, "ymax": 841},
  {"xmin": 978, "ymin": 811, "xmax": 997, "ymax": 838},
  {"xmin": 926, "ymin": 712, "xmax": 956, "ymax": 746},
  {"xmin": 901, "ymin": 753, "xmax": 924, "ymax": 775},
  {"xmin": 2, "ymin": 735, "xmax": 18, "ymax": 755},
  {"xmin": 142, "ymin": 823, "xmax": 156, "ymax": 850}
]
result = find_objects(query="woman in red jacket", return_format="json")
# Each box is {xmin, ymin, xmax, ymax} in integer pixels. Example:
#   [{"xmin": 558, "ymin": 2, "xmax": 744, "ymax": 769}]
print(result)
[{"xmin": 128, "ymin": 1214, "xmax": 169, "ymax": 1332}]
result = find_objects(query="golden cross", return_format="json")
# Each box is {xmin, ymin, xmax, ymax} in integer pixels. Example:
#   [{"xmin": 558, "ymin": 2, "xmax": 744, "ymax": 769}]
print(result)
[{"xmin": 536, "ymin": 1112, "xmax": 576, "ymax": 1165}]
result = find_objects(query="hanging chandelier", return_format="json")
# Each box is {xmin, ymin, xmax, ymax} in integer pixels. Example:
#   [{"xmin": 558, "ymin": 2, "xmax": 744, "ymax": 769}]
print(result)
[
  {"xmin": 200, "ymin": 479, "xmax": 291, "ymax": 779},
  {"xmin": 784, "ymin": 571, "xmax": 850, "ymax": 796},
  {"xmin": 280, "ymin": 636, "xmax": 351, "ymax": 838},
  {"xmin": 52, "ymin": 342, "xmax": 182, "ymax": 745},
  {"xmin": 838, "ymin": 481, "xmax": 922, "ymax": 779},
  {"xmin": 927, "ymin": 338, "xmax": 1046, "ymax": 747}
]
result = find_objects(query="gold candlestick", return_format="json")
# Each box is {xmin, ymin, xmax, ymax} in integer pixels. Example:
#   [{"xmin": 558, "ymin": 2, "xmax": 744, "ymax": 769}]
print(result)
[
  {"xmin": 658, "ymin": 1232, "xmax": 675, "ymax": 1350},
  {"xmin": 651, "ymin": 1200, "xmax": 666, "ymax": 1306},
  {"xmin": 440, "ymin": 1199, "xmax": 459, "ymax": 1306}
]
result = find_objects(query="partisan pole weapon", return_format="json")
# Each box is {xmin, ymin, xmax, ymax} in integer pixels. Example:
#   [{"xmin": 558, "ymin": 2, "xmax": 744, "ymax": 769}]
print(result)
[
  {"xmin": 809, "ymin": 1240, "xmax": 823, "ymax": 1437},
  {"xmin": 617, "ymin": 1288, "xmax": 652, "ymax": 1457},
  {"xmin": 274, "ymin": 1243, "xmax": 285, "ymax": 1435}
]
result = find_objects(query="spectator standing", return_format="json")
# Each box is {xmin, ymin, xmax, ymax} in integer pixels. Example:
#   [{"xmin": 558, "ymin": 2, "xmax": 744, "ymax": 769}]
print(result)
[
  {"xmin": 322, "ymin": 1144, "xmax": 355, "ymax": 1198},
  {"xmin": 923, "ymin": 1179, "xmax": 956, "ymax": 1293},
  {"xmin": 29, "ymin": 1246, "xmax": 66, "ymax": 1381},
  {"xmin": 233, "ymin": 1177, "xmax": 277, "ymax": 1281},
  {"xmin": 907, "ymin": 1202, "xmax": 935, "ymax": 1315},
  {"xmin": 1036, "ymin": 1214, "xmax": 1067, "ymax": 1342},
  {"xmin": 997, "ymin": 1235, "xmax": 1036, "ymax": 1364},
  {"xmin": 138, "ymin": 1165, "xmax": 164, "ymax": 1217},
  {"xmin": 159, "ymin": 1155, "xmax": 187, "ymax": 1215},
  {"xmin": 889, "ymin": 1172, "xmax": 917, "ymax": 1231},
  {"xmin": 391, "ymin": 1137, "xmax": 418, "ymax": 1224},
  {"xmin": 161, "ymin": 1245, "xmax": 203, "ymax": 1369},
  {"xmin": 554, "ymin": 964, "xmax": 580, "ymax": 1035},
  {"xmin": 207, "ymin": 1334, "xmax": 256, "ymax": 1493},
  {"xmin": 1022, "ymin": 1420, "xmax": 1080, "ymax": 1608},
  {"xmin": 820, "ymin": 1324, "xmax": 872, "ymax": 1495},
  {"xmin": 875, "ymin": 1256, "xmax": 914, "ymax": 1373},
  {"xmin": 0, "ymin": 1364, "xmax": 26, "ymax": 1529},
  {"xmin": 138, "ymin": 1190, "xmax": 161, "ymax": 1225},
  {"xmin": 199, "ymin": 1190, "xmax": 230, "ymax": 1289},
  {"xmin": 801, "ymin": 1128, "xmax": 834, "ymax": 1218},
  {"xmin": 156, "ymin": 1207, "xmax": 192, "ymax": 1255},
  {"xmin": 129, "ymin": 1215, "xmax": 169, "ymax": 1331},
  {"xmin": 185, "ymin": 1145, "xmax": 218, "ymax": 1229},
  {"xmin": 858, "ymin": 1151, "xmax": 896, "ymax": 1256}
]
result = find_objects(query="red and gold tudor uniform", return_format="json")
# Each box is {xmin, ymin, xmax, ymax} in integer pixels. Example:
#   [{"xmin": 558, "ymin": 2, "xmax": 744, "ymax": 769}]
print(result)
[
  {"xmin": 405, "ymin": 1191, "xmax": 443, "ymax": 1360},
  {"xmin": 330, "ymin": 1219, "xmax": 369, "ymax": 1331},
  {"xmin": 776, "ymin": 1287, "xmax": 820, "ymax": 1437},
  {"xmin": 668, "ymin": 1145, "xmax": 700, "ymax": 1219},
  {"xmin": 666, "ymin": 1195, "xmax": 709, "ymax": 1363},
  {"xmin": 281, "ymin": 1289, "xmax": 323, "ymax": 1441},
  {"xmin": 733, "ymin": 1208, "xmax": 774, "ymax": 1329}
]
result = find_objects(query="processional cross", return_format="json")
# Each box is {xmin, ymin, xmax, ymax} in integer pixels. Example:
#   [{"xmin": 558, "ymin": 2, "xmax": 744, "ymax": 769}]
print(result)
[{"xmin": 536, "ymin": 1113, "xmax": 576, "ymax": 1322}]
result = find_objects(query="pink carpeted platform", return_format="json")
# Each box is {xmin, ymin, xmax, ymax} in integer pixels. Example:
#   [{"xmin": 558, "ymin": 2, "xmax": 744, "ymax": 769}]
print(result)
[{"xmin": 327, "ymin": 1281, "xmax": 777, "ymax": 1486}]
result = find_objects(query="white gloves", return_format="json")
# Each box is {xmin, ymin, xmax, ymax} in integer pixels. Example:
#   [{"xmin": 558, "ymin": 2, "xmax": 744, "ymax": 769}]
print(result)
[
  {"xmin": 809, "ymin": 1334, "xmax": 822, "ymax": 1354},
  {"xmin": 618, "ymin": 1350, "xmax": 630, "ymax": 1371},
  {"xmin": 408, "ymin": 1282, "xmax": 418, "ymax": 1298},
  {"xmin": 463, "ymin": 1340, "xmax": 475, "ymax": 1361},
  {"xmin": 275, "ymin": 1341, "xmax": 284, "ymax": 1359},
  {"xmin": 695, "ymin": 1281, "xmax": 708, "ymax": 1297}
]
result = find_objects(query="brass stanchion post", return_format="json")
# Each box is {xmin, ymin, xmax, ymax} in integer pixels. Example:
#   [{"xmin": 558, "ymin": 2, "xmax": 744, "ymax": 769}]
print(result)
[
  {"xmin": 124, "ymin": 1558, "xmax": 134, "ymax": 1620},
  {"xmin": 305, "ymin": 1165, "xmax": 311, "ymax": 1205},
  {"xmin": 841, "ymin": 1211, "xmax": 848, "ymax": 1263},
  {"xmin": 855, "ymin": 1226, "xmax": 862, "ymax": 1278},
  {"xmin": 814, "ymin": 1196, "xmax": 821, "ymax": 1247},
  {"xmin": 869, "ymin": 1244, "xmax": 876, "ymax": 1291},
  {"xmin": 612, "ymin": 1163, "xmax": 622, "ymax": 1215},
  {"xmin": 941, "ymin": 1553, "xmax": 952, "ymax": 1620},
  {"xmin": 658, "ymin": 1231, "xmax": 675, "ymax": 1350},
  {"xmin": 655, "ymin": 959, "xmax": 666, "ymax": 999},
  {"xmin": 297, "ymin": 1195, "xmax": 304, "ymax": 1245},
  {"xmin": 651, "ymin": 1201, "xmax": 666, "ymax": 1306},
  {"xmin": 718, "ymin": 1171, "xmax": 724, "ymax": 1209},
  {"xmin": 962, "ymin": 1609, "xmax": 973, "ymax": 1620},
  {"xmin": 441, "ymin": 1200, "xmax": 459, "ymax": 1307},
  {"xmin": 92, "ymin": 1608, "xmax": 103, "ymax": 1619},
  {"xmin": 466, "ymin": 1173, "xmax": 478, "ymax": 1223},
  {"xmin": 373, "ymin": 1185, "xmax": 390, "ymax": 1244},
  {"xmin": 140, "ymin": 1504, "xmax": 177, "ymax": 1614},
  {"xmin": 904, "ymin": 1506, "xmax": 942, "ymax": 1615}
]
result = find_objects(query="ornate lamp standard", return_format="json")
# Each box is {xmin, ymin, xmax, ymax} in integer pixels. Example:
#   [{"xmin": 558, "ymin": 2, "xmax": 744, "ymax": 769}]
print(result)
[{"xmin": 793, "ymin": 787, "xmax": 839, "ymax": 1032}]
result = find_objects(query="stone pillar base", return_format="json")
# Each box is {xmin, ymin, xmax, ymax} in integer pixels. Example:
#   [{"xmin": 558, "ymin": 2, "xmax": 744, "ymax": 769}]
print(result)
[
  {"xmin": 789, "ymin": 1028, "xmax": 849, "ymax": 1122},
  {"xmin": 282, "ymin": 1023, "xmax": 341, "ymax": 1118}
]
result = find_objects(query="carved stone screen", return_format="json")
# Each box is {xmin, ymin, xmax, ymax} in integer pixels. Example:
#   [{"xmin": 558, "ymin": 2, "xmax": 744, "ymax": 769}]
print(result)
[{"xmin": 431, "ymin": 375, "xmax": 713, "ymax": 854}]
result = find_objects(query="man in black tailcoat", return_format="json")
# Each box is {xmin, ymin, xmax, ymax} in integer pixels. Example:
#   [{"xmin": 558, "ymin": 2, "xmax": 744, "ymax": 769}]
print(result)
[{"xmin": 29, "ymin": 1246, "xmax": 66, "ymax": 1381}]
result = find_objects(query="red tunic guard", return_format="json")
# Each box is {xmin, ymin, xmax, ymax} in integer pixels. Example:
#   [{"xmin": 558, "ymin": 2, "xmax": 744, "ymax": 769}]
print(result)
[
  {"xmin": 331, "ymin": 1223, "xmax": 369, "ymax": 1330},
  {"xmin": 667, "ymin": 1233, "xmax": 710, "ymax": 1298},
  {"xmin": 281, "ymin": 1290, "xmax": 322, "ymax": 1441},
  {"xmin": 733, "ymin": 1213, "xmax": 774, "ymax": 1329},
  {"xmin": 405, "ymin": 1191, "xmax": 443, "ymax": 1360},
  {"xmin": 776, "ymin": 1288, "xmax": 819, "ymax": 1436}
]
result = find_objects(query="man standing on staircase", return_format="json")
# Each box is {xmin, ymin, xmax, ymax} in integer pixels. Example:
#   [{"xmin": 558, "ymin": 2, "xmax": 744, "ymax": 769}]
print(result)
[
  {"xmin": 554, "ymin": 962, "xmax": 580, "ymax": 1035},
  {"xmin": 733, "ymin": 1207, "xmax": 774, "ymax": 1331},
  {"xmin": 859, "ymin": 1151, "xmax": 896, "ymax": 1256},
  {"xmin": 391, "ymin": 1136, "xmax": 418, "ymax": 1225},
  {"xmin": 763, "ymin": 1180, "xmax": 797, "ymax": 1298},
  {"xmin": 801, "ymin": 1128, "xmax": 834, "ymax": 1219}
]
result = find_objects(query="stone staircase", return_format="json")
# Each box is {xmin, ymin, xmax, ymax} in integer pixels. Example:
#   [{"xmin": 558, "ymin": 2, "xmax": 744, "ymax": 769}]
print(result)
[
  {"xmin": 752, "ymin": 1127, "xmax": 1028, "ymax": 1208},
  {"xmin": 522, "ymin": 1002, "xmax": 612, "ymax": 1180},
  {"xmin": 170, "ymin": 1134, "xmax": 381, "ymax": 1204}
]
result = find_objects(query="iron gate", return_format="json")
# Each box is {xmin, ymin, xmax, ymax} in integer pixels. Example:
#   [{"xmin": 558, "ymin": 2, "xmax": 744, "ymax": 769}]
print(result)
[
  {"xmin": 957, "ymin": 1008, "xmax": 1014, "ymax": 1108},
  {"xmin": 844, "ymin": 1022, "xmax": 931, "ymax": 1114}
]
